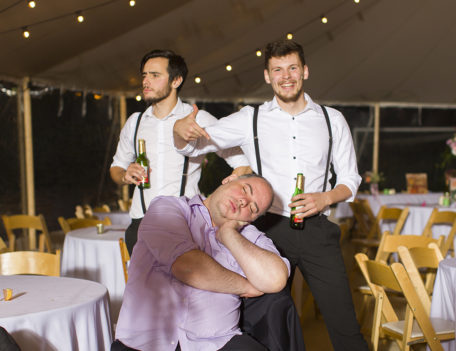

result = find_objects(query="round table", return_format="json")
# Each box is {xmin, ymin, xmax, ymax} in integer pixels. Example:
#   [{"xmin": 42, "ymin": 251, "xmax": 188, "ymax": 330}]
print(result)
[
  {"xmin": 0, "ymin": 275, "xmax": 112, "ymax": 350},
  {"xmin": 61, "ymin": 224, "xmax": 126, "ymax": 323},
  {"xmin": 93, "ymin": 211, "xmax": 131, "ymax": 227},
  {"xmin": 430, "ymin": 258, "xmax": 456, "ymax": 350}
]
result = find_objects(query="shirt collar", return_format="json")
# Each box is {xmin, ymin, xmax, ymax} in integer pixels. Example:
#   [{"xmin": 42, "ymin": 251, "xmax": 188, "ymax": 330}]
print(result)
[
  {"xmin": 143, "ymin": 98, "xmax": 184, "ymax": 121},
  {"xmin": 265, "ymin": 93, "xmax": 320, "ymax": 115},
  {"xmin": 188, "ymin": 194, "xmax": 214, "ymax": 228}
]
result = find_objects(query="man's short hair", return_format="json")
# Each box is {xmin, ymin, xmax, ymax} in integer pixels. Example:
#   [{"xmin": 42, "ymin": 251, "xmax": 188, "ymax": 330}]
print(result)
[
  {"xmin": 140, "ymin": 49, "xmax": 188, "ymax": 92},
  {"xmin": 237, "ymin": 173, "xmax": 274, "ymax": 215},
  {"xmin": 264, "ymin": 40, "xmax": 306, "ymax": 69}
]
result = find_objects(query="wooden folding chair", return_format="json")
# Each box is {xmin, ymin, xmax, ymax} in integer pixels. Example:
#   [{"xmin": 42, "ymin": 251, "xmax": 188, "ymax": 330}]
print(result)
[
  {"xmin": 421, "ymin": 208, "xmax": 456, "ymax": 257},
  {"xmin": 93, "ymin": 204, "xmax": 111, "ymax": 213},
  {"xmin": 352, "ymin": 205, "xmax": 410, "ymax": 257},
  {"xmin": 58, "ymin": 216, "xmax": 112, "ymax": 234},
  {"xmin": 349, "ymin": 198, "xmax": 376, "ymax": 239},
  {"xmin": 397, "ymin": 243, "xmax": 444, "ymax": 298},
  {"xmin": 1, "ymin": 214, "xmax": 53, "ymax": 252},
  {"xmin": 0, "ymin": 250, "xmax": 61, "ymax": 276},
  {"xmin": 355, "ymin": 253, "xmax": 454, "ymax": 351},
  {"xmin": 119, "ymin": 238, "xmax": 130, "ymax": 283},
  {"xmin": 356, "ymin": 231, "xmax": 444, "ymax": 333}
]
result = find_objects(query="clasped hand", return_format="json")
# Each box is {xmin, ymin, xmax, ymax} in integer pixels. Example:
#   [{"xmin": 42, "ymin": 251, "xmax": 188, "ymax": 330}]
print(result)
[{"xmin": 288, "ymin": 192, "xmax": 330, "ymax": 218}]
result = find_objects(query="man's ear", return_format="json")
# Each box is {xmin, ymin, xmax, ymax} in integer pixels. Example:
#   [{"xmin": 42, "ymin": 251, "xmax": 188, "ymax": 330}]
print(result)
[
  {"xmin": 264, "ymin": 69, "xmax": 271, "ymax": 85},
  {"xmin": 172, "ymin": 76, "xmax": 183, "ymax": 89},
  {"xmin": 221, "ymin": 174, "xmax": 238, "ymax": 185}
]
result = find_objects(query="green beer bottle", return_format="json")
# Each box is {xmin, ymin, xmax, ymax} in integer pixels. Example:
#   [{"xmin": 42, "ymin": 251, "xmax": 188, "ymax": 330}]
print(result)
[
  {"xmin": 290, "ymin": 173, "xmax": 305, "ymax": 230},
  {"xmin": 136, "ymin": 139, "xmax": 150, "ymax": 189}
]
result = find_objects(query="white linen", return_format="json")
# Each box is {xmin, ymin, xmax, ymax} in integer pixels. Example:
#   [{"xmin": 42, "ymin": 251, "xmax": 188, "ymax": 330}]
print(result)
[
  {"xmin": 430, "ymin": 258, "xmax": 456, "ymax": 350},
  {"xmin": 94, "ymin": 211, "xmax": 131, "ymax": 226},
  {"xmin": 334, "ymin": 192, "xmax": 443, "ymax": 218},
  {"xmin": 61, "ymin": 224, "xmax": 126, "ymax": 323},
  {"xmin": 399, "ymin": 205, "xmax": 456, "ymax": 237},
  {"xmin": 0, "ymin": 275, "xmax": 112, "ymax": 350}
]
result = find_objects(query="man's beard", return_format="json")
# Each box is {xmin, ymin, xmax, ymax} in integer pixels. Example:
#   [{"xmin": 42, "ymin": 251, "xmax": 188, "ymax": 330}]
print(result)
[
  {"xmin": 144, "ymin": 83, "xmax": 173, "ymax": 106},
  {"xmin": 274, "ymin": 84, "xmax": 304, "ymax": 103}
]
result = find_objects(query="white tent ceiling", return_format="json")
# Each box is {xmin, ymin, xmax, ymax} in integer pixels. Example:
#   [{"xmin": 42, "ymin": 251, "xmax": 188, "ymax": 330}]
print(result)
[{"xmin": 1, "ymin": 0, "xmax": 455, "ymax": 104}]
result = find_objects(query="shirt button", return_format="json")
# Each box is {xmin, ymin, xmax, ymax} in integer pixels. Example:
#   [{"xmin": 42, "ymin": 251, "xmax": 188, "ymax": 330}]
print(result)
[
  {"xmin": 293, "ymin": 136, "xmax": 296, "ymax": 139},
  {"xmin": 292, "ymin": 117, "xmax": 295, "ymax": 120},
  {"xmin": 293, "ymin": 156, "xmax": 296, "ymax": 159}
]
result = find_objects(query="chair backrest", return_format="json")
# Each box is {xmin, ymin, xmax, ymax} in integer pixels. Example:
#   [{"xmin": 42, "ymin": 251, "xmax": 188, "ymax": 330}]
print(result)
[
  {"xmin": 119, "ymin": 238, "xmax": 130, "ymax": 283},
  {"xmin": 397, "ymin": 243, "xmax": 444, "ymax": 309},
  {"xmin": 375, "ymin": 231, "xmax": 444, "ymax": 264},
  {"xmin": 349, "ymin": 198, "xmax": 376, "ymax": 237},
  {"xmin": 368, "ymin": 206, "xmax": 410, "ymax": 240},
  {"xmin": 75, "ymin": 205, "xmax": 85, "ymax": 219},
  {"xmin": 58, "ymin": 216, "xmax": 112, "ymax": 234},
  {"xmin": 421, "ymin": 208, "xmax": 456, "ymax": 257},
  {"xmin": 1, "ymin": 214, "xmax": 52, "ymax": 252},
  {"xmin": 0, "ymin": 250, "xmax": 61, "ymax": 276},
  {"xmin": 118, "ymin": 199, "xmax": 132, "ymax": 212},
  {"xmin": 355, "ymin": 253, "xmax": 448, "ymax": 351},
  {"xmin": 93, "ymin": 204, "xmax": 111, "ymax": 213},
  {"xmin": 0, "ymin": 237, "xmax": 8, "ymax": 253}
]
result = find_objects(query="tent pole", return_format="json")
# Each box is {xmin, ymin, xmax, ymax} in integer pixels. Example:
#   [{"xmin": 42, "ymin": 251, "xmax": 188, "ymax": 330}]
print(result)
[
  {"xmin": 22, "ymin": 77, "xmax": 36, "ymax": 250},
  {"xmin": 372, "ymin": 103, "xmax": 380, "ymax": 174},
  {"xmin": 119, "ymin": 95, "xmax": 129, "ymax": 203},
  {"xmin": 17, "ymin": 85, "xmax": 27, "ymax": 216}
]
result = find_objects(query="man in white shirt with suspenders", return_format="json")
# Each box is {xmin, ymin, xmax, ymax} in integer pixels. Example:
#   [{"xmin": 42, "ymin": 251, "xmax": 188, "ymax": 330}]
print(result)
[{"xmin": 173, "ymin": 40, "xmax": 368, "ymax": 351}]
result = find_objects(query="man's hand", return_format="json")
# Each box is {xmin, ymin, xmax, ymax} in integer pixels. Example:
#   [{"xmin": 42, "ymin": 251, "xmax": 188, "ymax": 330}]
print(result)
[
  {"xmin": 288, "ymin": 192, "xmax": 330, "ymax": 218},
  {"xmin": 173, "ymin": 104, "xmax": 210, "ymax": 149},
  {"xmin": 240, "ymin": 283, "xmax": 264, "ymax": 298},
  {"xmin": 216, "ymin": 219, "xmax": 247, "ymax": 244},
  {"xmin": 123, "ymin": 162, "xmax": 147, "ymax": 186}
]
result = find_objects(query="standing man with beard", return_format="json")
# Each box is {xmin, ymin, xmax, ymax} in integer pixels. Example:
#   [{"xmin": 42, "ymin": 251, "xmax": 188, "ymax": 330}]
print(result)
[
  {"xmin": 110, "ymin": 49, "xmax": 250, "ymax": 254},
  {"xmin": 173, "ymin": 39, "xmax": 368, "ymax": 350}
]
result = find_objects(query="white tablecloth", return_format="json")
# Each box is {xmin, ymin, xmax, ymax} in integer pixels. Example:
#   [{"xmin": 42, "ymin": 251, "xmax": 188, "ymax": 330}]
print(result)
[
  {"xmin": 334, "ymin": 192, "xmax": 444, "ymax": 218},
  {"xmin": 400, "ymin": 205, "xmax": 456, "ymax": 237},
  {"xmin": 430, "ymin": 258, "xmax": 456, "ymax": 350},
  {"xmin": 61, "ymin": 224, "xmax": 126, "ymax": 323},
  {"xmin": 93, "ymin": 211, "xmax": 131, "ymax": 227},
  {"xmin": 0, "ymin": 275, "xmax": 112, "ymax": 350}
]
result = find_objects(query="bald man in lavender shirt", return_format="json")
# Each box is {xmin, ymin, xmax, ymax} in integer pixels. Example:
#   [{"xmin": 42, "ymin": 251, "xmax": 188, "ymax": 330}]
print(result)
[{"xmin": 113, "ymin": 174, "xmax": 291, "ymax": 351}]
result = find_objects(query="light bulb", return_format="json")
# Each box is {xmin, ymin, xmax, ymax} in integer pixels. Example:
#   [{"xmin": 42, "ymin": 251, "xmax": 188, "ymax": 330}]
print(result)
[
  {"xmin": 256, "ymin": 49, "xmax": 262, "ymax": 57},
  {"xmin": 28, "ymin": 1, "xmax": 36, "ymax": 8},
  {"xmin": 286, "ymin": 33, "xmax": 293, "ymax": 40},
  {"xmin": 225, "ymin": 64, "xmax": 232, "ymax": 72},
  {"xmin": 129, "ymin": 0, "xmax": 136, "ymax": 6},
  {"xmin": 321, "ymin": 15, "xmax": 328, "ymax": 24},
  {"xmin": 22, "ymin": 28, "xmax": 30, "ymax": 38},
  {"xmin": 194, "ymin": 76, "xmax": 201, "ymax": 84},
  {"xmin": 135, "ymin": 95, "xmax": 142, "ymax": 101}
]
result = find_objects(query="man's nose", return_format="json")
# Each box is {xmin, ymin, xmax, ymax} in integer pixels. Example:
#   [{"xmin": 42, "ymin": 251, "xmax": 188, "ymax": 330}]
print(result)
[{"xmin": 239, "ymin": 198, "xmax": 247, "ymax": 207}]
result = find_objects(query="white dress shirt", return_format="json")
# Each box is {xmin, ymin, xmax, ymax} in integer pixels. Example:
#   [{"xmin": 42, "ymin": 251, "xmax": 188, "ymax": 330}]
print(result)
[
  {"xmin": 178, "ymin": 94, "xmax": 361, "ymax": 217},
  {"xmin": 111, "ymin": 98, "xmax": 248, "ymax": 219}
]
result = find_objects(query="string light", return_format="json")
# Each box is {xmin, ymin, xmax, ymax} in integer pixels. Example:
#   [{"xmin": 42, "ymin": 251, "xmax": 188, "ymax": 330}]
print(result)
[
  {"xmin": 321, "ymin": 15, "xmax": 328, "ymax": 24},
  {"xmin": 194, "ymin": 76, "xmax": 201, "ymax": 84},
  {"xmin": 255, "ymin": 49, "xmax": 262, "ymax": 57},
  {"xmin": 93, "ymin": 94, "xmax": 103, "ymax": 100},
  {"xmin": 22, "ymin": 27, "xmax": 30, "ymax": 38},
  {"xmin": 135, "ymin": 95, "xmax": 142, "ymax": 101},
  {"xmin": 129, "ymin": 0, "xmax": 136, "ymax": 6},
  {"xmin": 225, "ymin": 64, "xmax": 232, "ymax": 72},
  {"xmin": 76, "ymin": 12, "xmax": 84, "ymax": 23},
  {"xmin": 28, "ymin": 1, "xmax": 36, "ymax": 8},
  {"xmin": 354, "ymin": 0, "xmax": 360, "ymax": 3},
  {"xmin": 286, "ymin": 33, "xmax": 293, "ymax": 40}
]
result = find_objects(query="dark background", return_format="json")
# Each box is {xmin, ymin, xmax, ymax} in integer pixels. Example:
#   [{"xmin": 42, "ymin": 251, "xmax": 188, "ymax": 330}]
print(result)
[{"xmin": 1, "ymin": 83, "xmax": 455, "ymax": 234}]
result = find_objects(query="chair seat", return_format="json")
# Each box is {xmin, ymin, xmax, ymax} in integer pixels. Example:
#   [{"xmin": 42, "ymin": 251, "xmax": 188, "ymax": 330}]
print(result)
[
  {"xmin": 383, "ymin": 318, "xmax": 455, "ymax": 341},
  {"xmin": 352, "ymin": 238, "xmax": 380, "ymax": 247}
]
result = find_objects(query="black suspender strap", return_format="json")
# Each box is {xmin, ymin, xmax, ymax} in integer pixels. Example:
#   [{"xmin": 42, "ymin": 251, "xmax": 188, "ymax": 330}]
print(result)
[
  {"xmin": 133, "ymin": 111, "xmax": 189, "ymax": 214},
  {"xmin": 321, "ymin": 105, "xmax": 333, "ymax": 193},
  {"xmin": 179, "ymin": 156, "xmax": 189, "ymax": 196},
  {"xmin": 133, "ymin": 112, "xmax": 147, "ymax": 215},
  {"xmin": 252, "ymin": 105, "xmax": 262, "ymax": 176},
  {"xmin": 252, "ymin": 104, "xmax": 333, "ymax": 193}
]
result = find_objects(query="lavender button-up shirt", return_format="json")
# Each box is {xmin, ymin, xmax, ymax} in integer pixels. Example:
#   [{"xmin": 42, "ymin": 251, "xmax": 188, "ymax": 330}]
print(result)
[{"xmin": 115, "ymin": 195, "xmax": 289, "ymax": 351}]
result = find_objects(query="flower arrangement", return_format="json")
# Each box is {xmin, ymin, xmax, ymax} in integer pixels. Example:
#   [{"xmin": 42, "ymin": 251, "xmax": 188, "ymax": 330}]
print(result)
[
  {"xmin": 447, "ymin": 134, "xmax": 456, "ymax": 156},
  {"xmin": 363, "ymin": 171, "xmax": 384, "ymax": 184}
]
